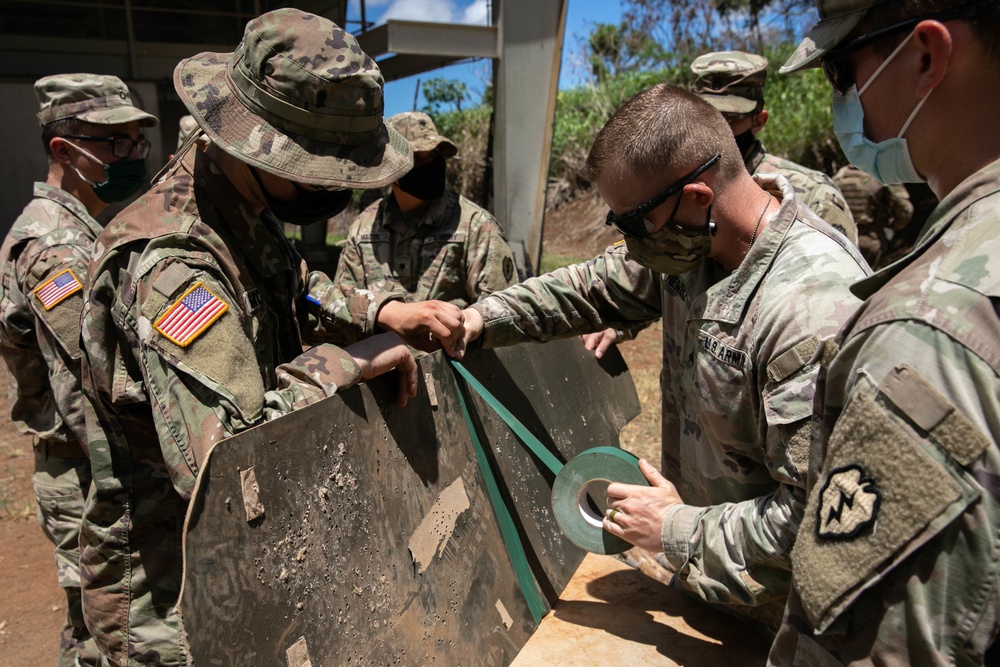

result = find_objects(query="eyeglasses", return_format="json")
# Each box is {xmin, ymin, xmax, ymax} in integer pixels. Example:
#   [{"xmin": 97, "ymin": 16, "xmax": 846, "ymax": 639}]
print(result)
[
  {"xmin": 821, "ymin": 0, "xmax": 991, "ymax": 95},
  {"xmin": 605, "ymin": 153, "xmax": 721, "ymax": 239},
  {"xmin": 62, "ymin": 135, "xmax": 151, "ymax": 160}
]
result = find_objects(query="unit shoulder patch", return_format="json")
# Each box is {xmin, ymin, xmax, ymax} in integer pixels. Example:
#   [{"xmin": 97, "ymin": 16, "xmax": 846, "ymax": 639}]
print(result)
[
  {"xmin": 816, "ymin": 464, "xmax": 881, "ymax": 540},
  {"xmin": 34, "ymin": 268, "xmax": 83, "ymax": 310},
  {"xmin": 503, "ymin": 256, "xmax": 515, "ymax": 282},
  {"xmin": 155, "ymin": 282, "xmax": 229, "ymax": 347}
]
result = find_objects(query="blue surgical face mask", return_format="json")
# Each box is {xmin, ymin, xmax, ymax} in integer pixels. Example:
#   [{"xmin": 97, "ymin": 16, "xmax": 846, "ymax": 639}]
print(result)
[{"xmin": 832, "ymin": 31, "xmax": 933, "ymax": 184}]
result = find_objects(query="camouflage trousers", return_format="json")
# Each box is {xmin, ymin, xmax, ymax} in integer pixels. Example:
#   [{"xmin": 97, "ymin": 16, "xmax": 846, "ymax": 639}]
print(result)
[{"xmin": 33, "ymin": 440, "xmax": 100, "ymax": 667}]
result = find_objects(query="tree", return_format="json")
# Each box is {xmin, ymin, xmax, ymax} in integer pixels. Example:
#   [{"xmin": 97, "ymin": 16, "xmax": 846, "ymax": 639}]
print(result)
[
  {"xmin": 421, "ymin": 77, "xmax": 468, "ymax": 115},
  {"xmin": 587, "ymin": 22, "xmax": 668, "ymax": 83}
]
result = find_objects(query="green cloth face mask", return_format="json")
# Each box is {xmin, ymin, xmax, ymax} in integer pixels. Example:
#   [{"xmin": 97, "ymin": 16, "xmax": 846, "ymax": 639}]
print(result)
[{"xmin": 68, "ymin": 142, "xmax": 147, "ymax": 203}]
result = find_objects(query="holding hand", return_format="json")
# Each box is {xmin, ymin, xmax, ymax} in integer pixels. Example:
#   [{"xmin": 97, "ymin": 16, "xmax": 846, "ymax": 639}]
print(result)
[
  {"xmin": 377, "ymin": 300, "xmax": 466, "ymax": 355},
  {"xmin": 581, "ymin": 328, "xmax": 618, "ymax": 359},
  {"xmin": 603, "ymin": 459, "xmax": 684, "ymax": 552},
  {"xmin": 345, "ymin": 332, "xmax": 418, "ymax": 407}
]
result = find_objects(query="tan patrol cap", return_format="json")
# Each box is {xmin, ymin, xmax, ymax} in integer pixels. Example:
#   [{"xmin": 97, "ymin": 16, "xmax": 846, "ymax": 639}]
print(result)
[
  {"xmin": 35, "ymin": 73, "xmax": 158, "ymax": 127},
  {"xmin": 387, "ymin": 112, "xmax": 458, "ymax": 159},
  {"xmin": 690, "ymin": 51, "xmax": 768, "ymax": 115}
]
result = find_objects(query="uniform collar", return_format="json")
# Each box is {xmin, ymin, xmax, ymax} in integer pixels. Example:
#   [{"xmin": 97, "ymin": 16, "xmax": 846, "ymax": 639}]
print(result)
[
  {"xmin": 32, "ymin": 182, "xmax": 104, "ymax": 237},
  {"xmin": 384, "ymin": 193, "xmax": 450, "ymax": 236},
  {"xmin": 192, "ymin": 149, "xmax": 293, "ymax": 277},
  {"xmin": 696, "ymin": 174, "xmax": 799, "ymax": 324},
  {"xmin": 850, "ymin": 156, "xmax": 1000, "ymax": 299}
]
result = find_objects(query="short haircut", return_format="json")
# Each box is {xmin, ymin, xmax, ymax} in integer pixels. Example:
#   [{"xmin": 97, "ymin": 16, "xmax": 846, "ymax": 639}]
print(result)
[
  {"xmin": 41, "ymin": 117, "xmax": 84, "ymax": 158},
  {"xmin": 586, "ymin": 83, "xmax": 744, "ymax": 186},
  {"xmin": 864, "ymin": 0, "xmax": 1000, "ymax": 61}
]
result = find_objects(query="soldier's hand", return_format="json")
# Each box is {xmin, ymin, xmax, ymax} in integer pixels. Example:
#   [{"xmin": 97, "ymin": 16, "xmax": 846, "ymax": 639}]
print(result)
[
  {"xmin": 603, "ymin": 459, "xmax": 683, "ymax": 552},
  {"xmin": 376, "ymin": 300, "xmax": 466, "ymax": 355},
  {"xmin": 345, "ymin": 332, "xmax": 418, "ymax": 407},
  {"xmin": 449, "ymin": 307, "xmax": 483, "ymax": 360},
  {"xmin": 581, "ymin": 328, "xmax": 618, "ymax": 359}
]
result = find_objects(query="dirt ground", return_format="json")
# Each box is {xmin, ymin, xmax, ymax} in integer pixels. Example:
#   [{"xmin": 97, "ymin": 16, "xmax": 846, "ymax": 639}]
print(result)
[{"xmin": 0, "ymin": 191, "xmax": 663, "ymax": 666}]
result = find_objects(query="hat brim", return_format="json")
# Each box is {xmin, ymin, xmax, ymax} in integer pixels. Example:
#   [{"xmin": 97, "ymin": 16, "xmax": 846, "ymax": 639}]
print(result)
[
  {"xmin": 409, "ymin": 135, "xmax": 459, "ymax": 159},
  {"xmin": 779, "ymin": 10, "xmax": 867, "ymax": 74},
  {"xmin": 77, "ymin": 107, "xmax": 159, "ymax": 127},
  {"xmin": 698, "ymin": 94, "xmax": 759, "ymax": 115},
  {"xmin": 174, "ymin": 52, "xmax": 412, "ymax": 189}
]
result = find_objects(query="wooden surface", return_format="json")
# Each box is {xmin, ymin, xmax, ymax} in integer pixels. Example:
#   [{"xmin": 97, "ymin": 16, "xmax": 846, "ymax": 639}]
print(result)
[{"xmin": 512, "ymin": 553, "xmax": 770, "ymax": 666}]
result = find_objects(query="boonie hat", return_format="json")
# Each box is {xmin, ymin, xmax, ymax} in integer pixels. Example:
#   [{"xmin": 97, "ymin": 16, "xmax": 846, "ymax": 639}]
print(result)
[
  {"xmin": 780, "ymin": 0, "xmax": 889, "ymax": 74},
  {"xmin": 35, "ymin": 73, "xmax": 158, "ymax": 127},
  {"xmin": 387, "ymin": 112, "xmax": 458, "ymax": 159},
  {"xmin": 174, "ymin": 8, "xmax": 412, "ymax": 188},
  {"xmin": 690, "ymin": 51, "xmax": 768, "ymax": 115}
]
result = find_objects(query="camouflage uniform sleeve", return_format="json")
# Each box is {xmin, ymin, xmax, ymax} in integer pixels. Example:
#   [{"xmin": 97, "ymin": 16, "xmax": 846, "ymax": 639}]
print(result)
[
  {"xmin": 464, "ymin": 208, "xmax": 517, "ymax": 300},
  {"xmin": 810, "ymin": 182, "xmax": 858, "ymax": 246},
  {"xmin": 88, "ymin": 255, "xmax": 362, "ymax": 499},
  {"xmin": 471, "ymin": 244, "xmax": 661, "ymax": 348},
  {"xmin": 332, "ymin": 218, "xmax": 367, "ymax": 294},
  {"xmin": 20, "ymin": 238, "xmax": 89, "ymax": 443},
  {"xmin": 303, "ymin": 270, "xmax": 403, "ymax": 346},
  {"xmin": 770, "ymin": 323, "xmax": 1000, "ymax": 665}
]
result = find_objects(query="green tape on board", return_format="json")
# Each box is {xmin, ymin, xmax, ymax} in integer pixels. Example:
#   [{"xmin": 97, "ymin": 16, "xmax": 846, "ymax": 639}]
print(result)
[{"xmin": 551, "ymin": 446, "xmax": 649, "ymax": 555}]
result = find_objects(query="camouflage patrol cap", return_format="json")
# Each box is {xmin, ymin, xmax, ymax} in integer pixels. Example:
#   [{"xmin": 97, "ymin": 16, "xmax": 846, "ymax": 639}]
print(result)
[
  {"xmin": 780, "ymin": 0, "xmax": 890, "ymax": 74},
  {"xmin": 174, "ymin": 8, "xmax": 412, "ymax": 188},
  {"xmin": 35, "ymin": 73, "xmax": 158, "ymax": 127},
  {"xmin": 387, "ymin": 112, "xmax": 458, "ymax": 159},
  {"xmin": 176, "ymin": 114, "xmax": 200, "ymax": 151},
  {"xmin": 690, "ymin": 51, "xmax": 768, "ymax": 115}
]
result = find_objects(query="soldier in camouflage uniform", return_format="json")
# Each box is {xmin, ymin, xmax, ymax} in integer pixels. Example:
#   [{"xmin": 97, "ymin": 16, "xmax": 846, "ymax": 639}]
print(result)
[
  {"xmin": 832, "ymin": 164, "xmax": 913, "ymax": 267},
  {"xmin": 76, "ymin": 10, "xmax": 456, "ymax": 665},
  {"xmin": 456, "ymin": 83, "xmax": 869, "ymax": 631},
  {"xmin": 772, "ymin": 0, "xmax": 1000, "ymax": 664},
  {"xmin": 334, "ymin": 111, "xmax": 517, "ymax": 320},
  {"xmin": 691, "ymin": 50, "xmax": 858, "ymax": 244},
  {"xmin": 0, "ymin": 73, "xmax": 158, "ymax": 667}
]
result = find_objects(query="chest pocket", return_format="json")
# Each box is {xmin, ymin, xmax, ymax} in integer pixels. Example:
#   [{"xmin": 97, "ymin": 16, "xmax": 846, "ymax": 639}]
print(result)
[
  {"xmin": 415, "ymin": 232, "xmax": 467, "ymax": 300},
  {"xmin": 691, "ymin": 329, "xmax": 760, "ymax": 484},
  {"xmin": 792, "ymin": 364, "xmax": 988, "ymax": 633},
  {"xmin": 358, "ymin": 232, "xmax": 393, "ymax": 287}
]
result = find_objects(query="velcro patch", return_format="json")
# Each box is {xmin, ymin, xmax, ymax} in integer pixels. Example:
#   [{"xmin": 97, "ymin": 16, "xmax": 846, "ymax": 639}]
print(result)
[
  {"xmin": 816, "ymin": 465, "xmax": 881, "ymax": 540},
  {"xmin": 34, "ymin": 268, "xmax": 83, "ymax": 310},
  {"xmin": 155, "ymin": 282, "xmax": 228, "ymax": 347},
  {"xmin": 503, "ymin": 256, "xmax": 515, "ymax": 282}
]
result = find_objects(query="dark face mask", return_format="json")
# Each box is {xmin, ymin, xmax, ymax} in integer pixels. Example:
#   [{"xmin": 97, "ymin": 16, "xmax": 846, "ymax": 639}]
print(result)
[
  {"xmin": 734, "ymin": 127, "xmax": 757, "ymax": 160},
  {"xmin": 252, "ymin": 169, "xmax": 352, "ymax": 225},
  {"xmin": 69, "ymin": 143, "xmax": 147, "ymax": 203},
  {"xmin": 396, "ymin": 155, "xmax": 446, "ymax": 201}
]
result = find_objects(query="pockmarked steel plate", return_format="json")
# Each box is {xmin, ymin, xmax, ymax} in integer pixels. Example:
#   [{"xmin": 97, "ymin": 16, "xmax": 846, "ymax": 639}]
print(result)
[{"xmin": 181, "ymin": 338, "xmax": 640, "ymax": 665}]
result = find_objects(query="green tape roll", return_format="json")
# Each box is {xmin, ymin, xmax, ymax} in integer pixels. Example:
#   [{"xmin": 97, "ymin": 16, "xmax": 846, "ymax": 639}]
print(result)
[{"xmin": 551, "ymin": 446, "xmax": 649, "ymax": 555}]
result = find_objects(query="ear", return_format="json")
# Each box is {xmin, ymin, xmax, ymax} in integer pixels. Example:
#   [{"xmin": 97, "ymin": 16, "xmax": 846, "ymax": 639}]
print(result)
[
  {"xmin": 913, "ymin": 19, "xmax": 953, "ymax": 96},
  {"xmin": 752, "ymin": 109, "xmax": 769, "ymax": 134},
  {"xmin": 49, "ymin": 137, "xmax": 73, "ymax": 165},
  {"xmin": 685, "ymin": 181, "xmax": 715, "ymax": 209}
]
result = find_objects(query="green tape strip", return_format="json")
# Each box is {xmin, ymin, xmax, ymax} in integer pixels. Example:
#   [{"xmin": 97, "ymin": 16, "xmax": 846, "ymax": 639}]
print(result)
[
  {"xmin": 550, "ymin": 447, "xmax": 648, "ymax": 555},
  {"xmin": 450, "ymin": 360, "xmax": 547, "ymax": 623},
  {"xmin": 449, "ymin": 359, "xmax": 564, "ymax": 476}
]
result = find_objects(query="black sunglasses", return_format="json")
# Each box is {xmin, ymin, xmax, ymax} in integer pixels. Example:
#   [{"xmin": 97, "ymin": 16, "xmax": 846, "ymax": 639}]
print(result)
[
  {"xmin": 605, "ymin": 153, "xmax": 721, "ymax": 239},
  {"xmin": 821, "ymin": 0, "xmax": 991, "ymax": 96},
  {"xmin": 63, "ymin": 135, "xmax": 151, "ymax": 160}
]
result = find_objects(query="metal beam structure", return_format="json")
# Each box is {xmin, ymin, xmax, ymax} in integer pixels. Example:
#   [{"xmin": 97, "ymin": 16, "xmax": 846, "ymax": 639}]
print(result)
[
  {"xmin": 492, "ymin": 0, "xmax": 568, "ymax": 277},
  {"xmin": 355, "ymin": 1, "xmax": 567, "ymax": 277}
]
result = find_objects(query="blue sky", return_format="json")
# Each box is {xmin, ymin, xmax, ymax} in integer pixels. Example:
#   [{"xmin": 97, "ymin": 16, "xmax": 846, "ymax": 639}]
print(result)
[{"xmin": 345, "ymin": 0, "xmax": 624, "ymax": 116}]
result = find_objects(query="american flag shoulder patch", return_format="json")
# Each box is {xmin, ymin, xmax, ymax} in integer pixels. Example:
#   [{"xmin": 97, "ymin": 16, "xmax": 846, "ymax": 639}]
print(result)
[
  {"xmin": 34, "ymin": 268, "xmax": 83, "ymax": 310},
  {"xmin": 154, "ymin": 282, "xmax": 228, "ymax": 347}
]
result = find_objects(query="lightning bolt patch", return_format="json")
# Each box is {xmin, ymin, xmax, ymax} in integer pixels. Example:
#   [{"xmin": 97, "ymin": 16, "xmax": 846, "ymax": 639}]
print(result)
[{"xmin": 817, "ymin": 464, "xmax": 881, "ymax": 540}]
